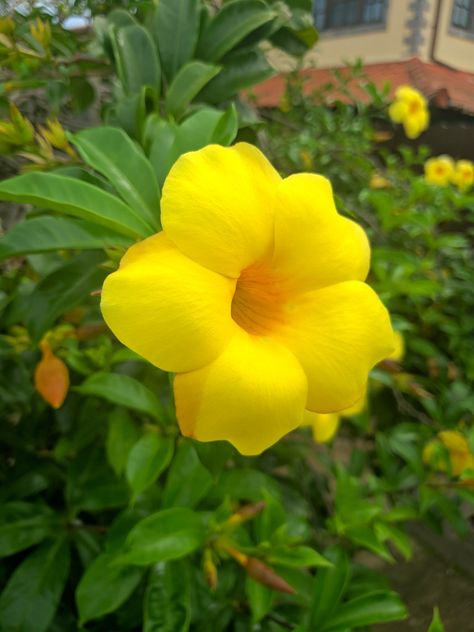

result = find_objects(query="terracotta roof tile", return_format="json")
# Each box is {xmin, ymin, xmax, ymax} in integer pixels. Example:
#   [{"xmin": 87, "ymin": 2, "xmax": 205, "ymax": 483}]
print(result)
[{"xmin": 250, "ymin": 57, "xmax": 474, "ymax": 114}]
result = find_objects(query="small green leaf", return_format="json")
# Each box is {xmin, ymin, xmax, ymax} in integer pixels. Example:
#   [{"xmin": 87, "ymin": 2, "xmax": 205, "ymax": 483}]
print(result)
[
  {"xmin": 197, "ymin": 0, "xmax": 274, "ymax": 62},
  {"xmin": 111, "ymin": 24, "xmax": 161, "ymax": 96},
  {"xmin": 118, "ymin": 508, "xmax": 205, "ymax": 565},
  {"xmin": 165, "ymin": 61, "xmax": 221, "ymax": 119},
  {"xmin": 428, "ymin": 607, "xmax": 445, "ymax": 632},
  {"xmin": 0, "ymin": 537, "xmax": 70, "ymax": 632},
  {"xmin": 245, "ymin": 577, "xmax": 273, "ymax": 623},
  {"xmin": 309, "ymin": 546, "xmax": 351, "ymax": 628},
  {"xmin": 163, "ymin": 439, "xmax": 212, "ymax": 509},
  {"xmin": 0, "ymin": 502, "xmax": 58, "ymax": 557},
  {"xmin": 75, "ymin": 372, "xmax": 163, "ymax": 421},
  {"xmin": 211, "ymin": 103, "xmax": 239, "ymax": 145},
  {"xmin": 76, "ymin": 552, "xmax": 144, "ymax": 624},
  {"xmin": 269, "ymin": 546, "xmax": 332, "ymax": 569},
  {"xmin": 0, "ymin": 216, "xmax": 131, "ymax": 260},
  {"xmin": 322, "ymin": 590, "xmax": 408, "ymax": 630},
  {"xmin": 126, "ymin": 432, "xmax": 174, "ymax": 500},
  {"xmin": 198, "ymin": 48, "xmax": 274, "ymax": 103},
  {"xmin": 143, "ymin": 561, "xmax": 191, "ymax": 632},
  {"xmin": 0, "ymin": 172, "xmax": 153, "ymax": 238},
  {"xmin": 71, "ymin": 126, "xmax": 161, "ymax": 229},
  {"xmin": 106, "ymin": 408, "xmax": 139, "ymax": 476},
  {"xmin": 153, "ymin": 0, "xmax": 200, "ymax": 81}
]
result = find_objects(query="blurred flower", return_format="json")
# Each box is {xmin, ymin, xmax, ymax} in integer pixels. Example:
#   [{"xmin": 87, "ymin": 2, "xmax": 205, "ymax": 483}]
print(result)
[
  {"xmin": 423, "ymin": 431, "xmax": 474, "ymax": 477},
  {"xmin": 34, "ymin": 340, "xmax": 70, "ymax": 408},
  {"xmin": 388, "ymin": 85, "xmax": 429, "ymax": 139},
  {"xmin": 424, "ymin": 155, "xmax": 454, "ymax": 186},
  {"xmin": 29, "ymin": 18, "xmax": 51, "ymax": 51},
  {"xmin": 299, "ymin": 148, "xmax": 314, "ymax": 171},
  {"xmin": 451, "ymin": 160, "xmax": 474, "ymax": 191},
  {"xmin": 370, "ymin": 173, "xmax": 390, "ymax": 189},
  {"xmin": 101, "ymin": 143, "xmax": 394, "ymax": 455}
]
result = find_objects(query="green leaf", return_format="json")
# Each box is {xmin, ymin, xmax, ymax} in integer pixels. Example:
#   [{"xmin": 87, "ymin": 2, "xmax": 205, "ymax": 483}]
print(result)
[
  {"xmin": 111, "ymin": 24, "xmax": 161, "ymax": 96},
  {"xmin": 75, "ymin": 372, "xmax": 163, "ymax": 421},
  {"xmin": 71, "ymin": 126, "xmax": 161, "ymax": 229},
  {"xmin": 197, "ymin": 0, "xmax": 274, "ymax": 62},
  {"xmin": 143, "ymin": 561, "xmax": 191, "ymax": 632},
  {"xmin": 0, "ymin": 172, "xmax": 152, "ymax": 238},
  {"xmin": 322, "ymin": 590, "xmax": 408, "ymax": 630},
  {"xmin": 25, "ymin": 251, "xmax": 105, "ymax": 341},
  {"xmin": 118, "ymin": 508, "xmax": 205, "ymax": 565},
  {"xmin": 245, "ymin": 577, "xmax": 273, "ymax": 623},
  {"xmin": 211, "ymin": 103, "xmax": 239, "ymax": 145},
  {"xmin": 126, "ymin": 432, "xmax": 174, "ymax": 500},
  {"xmin": 0, "ymin": 538, "xmax": 70, "ymax": 632},
  {"xmin": 0, "ymin": 502, "xmax": 58, "ymax": 557},
  {"xmin": 374, "ymin": 521, "xmax": 412, "ymax": 561},
  {"xmin": 309, "ymin": 546, "xmax": 351, "ymax": 628},
  {"xmin": 153, "ymin": 0, "xmax": 200, "ymax": 81},
  {"xmin": 165, "ymin": 62, "xmax": 221, "ymax": 119},
  {"xmin": 428, "ymin": 607, "xmax": 445, "ymax": 632},
  {"xmin": 269, "ymin": 546, "xmax": 332, "ymax": 569},
  {"xmin": 145, "ymin": 116, "xmax": 179, "ymax": 188},
  {"xmin": 0, "ymin": 216, "xmax": 131, "ymax": 260},
  {"xmin": 76, "ymin": 552, "xmax": 144, "ymax": 624},
  {"xmin": 162, "ymin": 439, "xmax": 212, "ymax": 509},
  {"xmin": 198, "ymin": 48, "xmax": 274, "ymax": 103},
  {"xmin": 106, "ymin": 408, "xmax": 139, "ymax": 476}
]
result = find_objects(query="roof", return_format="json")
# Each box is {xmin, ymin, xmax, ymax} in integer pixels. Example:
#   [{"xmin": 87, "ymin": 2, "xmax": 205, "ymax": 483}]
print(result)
[{"xmin": 250, "ymin": 57, "xmax": 474, "ymax": 115}]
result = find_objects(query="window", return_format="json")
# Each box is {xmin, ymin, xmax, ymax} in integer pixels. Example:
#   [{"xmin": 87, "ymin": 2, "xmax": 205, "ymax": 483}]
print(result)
[
  {"xmin": 313, "ymin": 0, "xmax": 387, "ymax": 31},
  {"xmin": 451, "ymin": 0, "xmax": 474, "ymax": 32}
]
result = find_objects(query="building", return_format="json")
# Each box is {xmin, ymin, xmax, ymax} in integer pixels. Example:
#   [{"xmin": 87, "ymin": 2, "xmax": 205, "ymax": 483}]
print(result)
[{"xmin": 255, "ymin": 1, "xmax": 474, "ymax": 155}]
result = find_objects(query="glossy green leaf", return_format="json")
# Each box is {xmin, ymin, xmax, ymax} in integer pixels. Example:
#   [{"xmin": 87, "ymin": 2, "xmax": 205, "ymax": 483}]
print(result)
[
  {"xmin": 322, "ymin": 590, "xmax": 408, "ymax": 630},
  {"xmin": 162, "ymin": 440, "xmax": 212, "ymax": 509},
  {"xmin": 0, "ymin": 537, "xmax": 70, "ymax": 632},
  {"xmin": 145, "ymin": 116, "xmax": 179, "ymax": 187},
  {"xmin": 198, "ymin": 48, "xmax": 274, "ymax": 103},
  {"xmin": 309, "ymin": 546, "xmax": 351, "ymax": 628},
  {"xmin": 72, "ymin": 126, "xmax": 161, "ymax": 229},
  {"xmin": 75, "ymin": 372, "xmax": 163, "ymax": 421},
  {"xmin": 0, "ymin": 502, "xmax": 58, "ymax": 557},
  {"xmin": 126, "ymin": 432, "xmax": 174, "ymax": 500},
  {"xmin": 197, "ymin": 0, "xmax": 274, "ymax": 62},
  {"xmin": 0, "ymin": 172, "xmax": 152, "ymax": 238},
  {"xmin": 111, "ymin": 24, "xmax": 161, "ymax": 96},
  {"xmin": 165, "ymin": 61, "xmax": 221, "ymax": 119},
  {"xmin": 25, "ymin": 251, "xmax": 106, "ymax": 342},
  {"xmin": 245, "ymin": 577, "xmax": 273, "ymax": 623},
  {"xmin": 118, "ymin": 508, "xmax": 205, "ymax": 565},
  {"xmin": 211, "ymin": 103, "xmax": 239, "ymax": 145},
  {"xmin": 153, "ymin": 0, "xmax": 200, "ymax": 80},
  {"xmin": 76, "ymin": 552, "xmax": 144, "ymax": 624},
  {"xmin": 269, "ymin": 546, "xmax": 332, "ymax": 569},
  {"xmin": 106, "ymin": 408, "xmax": 139, "ymax": 476},
  {"xmin": 0, "ymin": 216, "xmax": 131, "ymax": 260}
]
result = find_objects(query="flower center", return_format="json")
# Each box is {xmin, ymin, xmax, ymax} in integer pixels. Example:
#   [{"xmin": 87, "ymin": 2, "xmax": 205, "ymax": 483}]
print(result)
[
  {"xmin": 408, "ymin": 99, "xmax": 421, "ymax": 115},
  {"xmin": 231, "ymin": 264, "xmax": 287, "ymax": 335}
]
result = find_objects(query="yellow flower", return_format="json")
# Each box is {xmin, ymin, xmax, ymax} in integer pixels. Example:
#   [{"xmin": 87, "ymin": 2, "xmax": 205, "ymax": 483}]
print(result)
[
  {"xmin": 390, "ymin": 330, "xmax": 405, "ymax": 362},
  {"xmin": 424, "ymin": 431, "xmax": 474, "ymax": 477},
  {"xmin": 304, "ymin": 396, "xmax": 366, "ymax": 443},
  {"xmin": 369, "ymin": 173, "xmax": 390, "ymax": 189},
  {"xmin": 388, "ymin": 85, "xmax": 429, "ymax": 139},
  {"xmin": 101, "ymin": 143, "xmax": 394, "ymax": 455},
  {"xmin": 424, "ymin": 155, "xmax": 455, "ymax": 186},
  {"xmin": 451, "ymin": 160, "xmax": 474, "ymax": 191}
]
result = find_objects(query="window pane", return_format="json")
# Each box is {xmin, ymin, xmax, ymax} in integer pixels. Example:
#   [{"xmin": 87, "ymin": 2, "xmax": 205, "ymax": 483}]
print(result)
[
  {"xmin": 323, "ymin": 0, "xmax": 386, "ymax": 30},
  {"xmin": 452, "ymin": 0, "xmax": 473, "ymax": 30}
]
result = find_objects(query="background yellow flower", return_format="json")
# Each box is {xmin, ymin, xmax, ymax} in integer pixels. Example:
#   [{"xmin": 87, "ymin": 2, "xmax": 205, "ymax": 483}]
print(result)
[
  {"xmin": 424, "ymin": 155, "xmax": 455, "ymax": 186},
  {"xmin": 388, "ymin": 85, "xmax": 429, "ymax": 139}
]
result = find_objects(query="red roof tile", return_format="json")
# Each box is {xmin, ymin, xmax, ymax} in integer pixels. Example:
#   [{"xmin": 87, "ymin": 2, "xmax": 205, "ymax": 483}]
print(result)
[{"xmin": 250, "ymin": 57, "xmax": 474, "ymax": 114}]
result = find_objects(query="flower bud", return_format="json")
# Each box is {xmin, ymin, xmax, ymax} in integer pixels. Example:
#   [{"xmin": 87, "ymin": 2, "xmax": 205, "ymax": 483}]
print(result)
[{"xmin": 34, "ymin": 341, "xmax": 69, "ymax": 408}]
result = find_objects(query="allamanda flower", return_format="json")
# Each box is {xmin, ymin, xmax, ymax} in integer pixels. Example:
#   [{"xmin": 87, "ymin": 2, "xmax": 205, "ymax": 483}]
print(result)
[
  {"xmin": 388, "ymin": 85, "xmax": 429, "ymax": 139},
  {"xmin": 305, "ymin": 330, "xmax": 404, "ymax": 443},
  {"xmin": 424, "ymin": 431, "xmax": 474, "ymax": 477},
  {"xmin": 101, "ymin": 143, "xmax": 394, "ymax": 455},
  {"xmin": 424, "ymin": 155, "xmax": 454, "ymax": 186},
  {"xmin": 451, "ymin": 159, "xmax": 474, "ymax": 191}
]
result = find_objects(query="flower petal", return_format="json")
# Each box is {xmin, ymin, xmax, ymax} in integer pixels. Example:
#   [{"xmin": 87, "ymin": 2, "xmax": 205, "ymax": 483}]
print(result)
[
  {"xmin": 272, "ymin": 174, "xmax": 370, "ymax": 292},
  {"xmin": 101, "ymin": 232, "xmax": 236, "ymax": 373},
  {"xmin": 277, "ymin": 281, "xmax": 394, "ymax": 412},
  {"xmin": 303, "ymin": 410, "xmax": 340, "ymax": 443},
  {"xmin": 161, "ymin": 143, "xmax": 281, "ymax": 277},
  {"xmin": 174, "ymin": 329, "xmax": 308, "ymax": 455}
]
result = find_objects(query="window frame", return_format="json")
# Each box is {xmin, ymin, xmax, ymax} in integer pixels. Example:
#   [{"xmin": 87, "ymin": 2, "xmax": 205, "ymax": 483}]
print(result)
[{"xmin": 314, "ymin": 0, "xmax": 388, "ymax": 33}]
